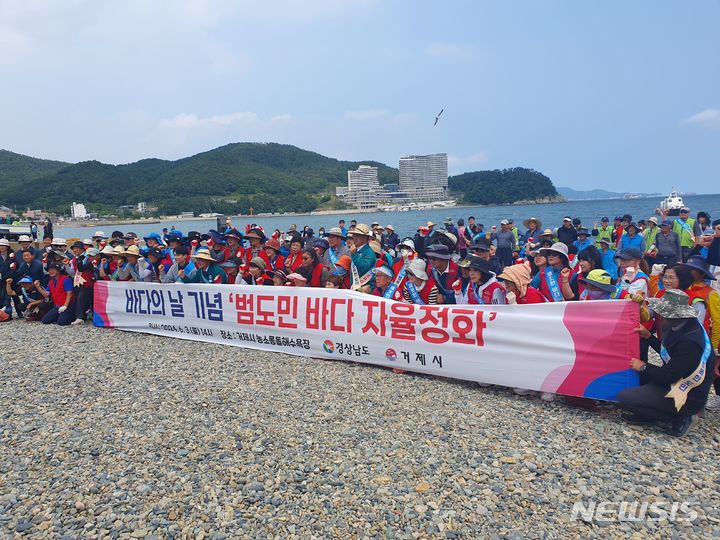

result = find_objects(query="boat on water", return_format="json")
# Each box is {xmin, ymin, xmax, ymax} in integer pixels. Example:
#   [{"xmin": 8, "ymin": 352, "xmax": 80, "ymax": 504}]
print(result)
[{"xmin": 659, "ymin": 190, "xmax": 685, "ymax": 216}]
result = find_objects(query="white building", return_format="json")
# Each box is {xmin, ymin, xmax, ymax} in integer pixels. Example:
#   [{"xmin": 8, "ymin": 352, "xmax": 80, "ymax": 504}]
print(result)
[
  {"xmin": 399, "ymin": 153, "xmax": 448, "ymax": 201},
  {"xmin": 71, "ymin": 202, "xmax": 88, "ymax": 219},
  {"xmin": 336, "ymin": 165, "xmax": 387, "ymax": 209},
  {"xmin": 137, "ymin": 202, "xmax": 148, "ymax": 214}
]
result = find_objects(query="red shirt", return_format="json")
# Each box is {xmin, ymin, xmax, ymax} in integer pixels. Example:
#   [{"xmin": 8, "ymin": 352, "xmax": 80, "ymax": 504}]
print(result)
[
  {"xmin": 49, "ymin": 276, "xmax": 73, "ymax": 306},
  {"xmin": 518, "ymin": 286, "xmax": 546, "ymax": 304}
]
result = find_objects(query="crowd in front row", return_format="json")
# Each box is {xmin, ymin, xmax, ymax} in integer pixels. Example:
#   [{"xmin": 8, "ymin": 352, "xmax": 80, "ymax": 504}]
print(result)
[{"xmin": 1, "ymin": 208, "xmax": 719, "ymax": 437}]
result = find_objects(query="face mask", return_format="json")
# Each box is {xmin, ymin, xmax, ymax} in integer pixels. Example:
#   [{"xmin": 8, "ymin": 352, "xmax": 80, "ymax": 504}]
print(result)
[{"xmin": 586, "ymin": 289, "xmax": 608, "ymax": 300}]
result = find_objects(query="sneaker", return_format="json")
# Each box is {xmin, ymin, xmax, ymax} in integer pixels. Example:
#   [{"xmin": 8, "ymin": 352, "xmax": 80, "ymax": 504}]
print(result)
[
  {"xmin": 70, "ymin": 319, "xmax": 85, "ymax": 326},
  {"xmin": 705, "ymin": 394, "xmax": 720, "ymax": 412},
  {"xmin": 620, "ymin": 412, "xmax": 656, "ymax": 425},
  {"xmin": 540, "ymin": 392, "xmax": 556, "ymax": 402},
  {"xmin": 667, "ymin": 414, "xmax": 699, "ymax": 438}
]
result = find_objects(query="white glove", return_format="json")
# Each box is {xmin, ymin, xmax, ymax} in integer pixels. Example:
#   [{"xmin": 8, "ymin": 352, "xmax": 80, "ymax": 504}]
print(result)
[
  {"xmin": 506, "ymin": 291, "xmax": 517, "ymax": 304},
  {"xmin": 58, "ymin": 306, "xmax": 66, "ymax": 313},
  {"xmin": 651, "ymin": 264, "xmax": 666, "ymax": 276},
  {"xmin": 623, "ymin": 267, "xmax": 637, "ymax": 282}
]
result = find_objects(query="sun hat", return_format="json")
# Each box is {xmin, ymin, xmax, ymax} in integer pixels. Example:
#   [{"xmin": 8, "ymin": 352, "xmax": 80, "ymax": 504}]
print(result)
[
  {"xmin": 660, "ymin": 220, "xmax": 672, "ymax": 227},
  {"xmin": 112, "ymin": 246, "xmax": 126, "ymax": 256},
  {"xmin": 647, "ymin": 289, "xmax": 697, "ymax": 319},
  {"xmin": 539, "ymin": 228, "xmax": 554, "ymax": 238},
  {"xmin": 470, "ymin": 239, "xmax": 491, "ymax": 252},
  {"xmin": 335, "ymin": 255, "xmax": 352, "ymax": 272},
  {"xmin": 17, "ymin": 276, "xmax": 33, "ymax": 284},
  {"xmin": 577, "ymin": 228, "xmax": 590, "ymax": 237},
  {"xmin": 498, "ymin": 262, "xmax": 531, "ymax": 297},
  {"xmin": 249, "ymin": 257, "xmax": 266, "ymax": 270},
  {"xmin": 539, "ymin": 242, "xmax": 569, "ymax": 262},
  {"xmin": 244, "ymin": 229, "xmax": 264, "ymax": 241},
  {"xmin": 682, "ymin": 256, "xmax": 716, "ymax": 281},
  {"xmin": 286, "ymin": 272, "xmax": 307, "ymax": 282},
  {"xmin": 51, "ymin": 238, "xmax": 67, "ymax": 245},
  {"xmin": 268, "ymin": 269, "xmax": 287, "ymax": 281},
  {"xmin": 425, "ymin": 244, "xmax": 452, "ymax": 260},
  {"xmin": 523, "ymin": 217, "xmax": 542, "ymax": 230},
  {"xmin": 578, "ymin": 269, "xmax": 616, "ymax": 292},
  {"xmin": 313, "ymin": 238, "xmax": 330, "ymax": 251},
  {"xmin": 680, "ymin": 207, "xmax": 690, "ymax": 212},
  {"xmin": 82, "ymin": 238, "xmax": 93, "ymax": 246},
  {"xmin": 406, "ymin": 258, "xmax": 428, "ymax": 281},
  {"xmin": 647, "ymin": 217, "xmax": 659, "ymax": 226},
  {"xmin": 220, "ymin": 258, "xmax": 239, "ymax": 269},
  {"xmin": 264, "ymin": 238, "xmax": 281, "ymax": 252},
  {"xmin": 92, "ymin": 230, "xmax": 107, "ymax": 239},
  {"xmin": 0, "ymin": 238, "xmax": 10, "ymax": 247},
  {"xmin": 386, "ymin": 224, "xmax": 395, "ymax": 231},
  {"xmin": 143, "ymin": 232, "xmax": 165, "ymax": 245},
  {"xmin": 371, "ymin": 221, "xmax": 380, "ymax": 226},
  {"xmin": 625, "ymin": 222, "xmax": 639, "ymax": 232},
  {"xmin": 122, "ymin": 232, "xmax": 137, "ymax": 240},
  {"xmin": 369, "ymin": 240, "xmax": 383, "ymax": 256},
  {"xmin": 349, "ymin": 223, "xmax": 372, "ymax": 237},
  {"xmin": 85, "ymin": 247, "xmax": 100, "ymax": 257},
  {"xmin": 18, "ymin": 235, "xmax": 32, "ymax": 242},
  {"xmin": 614, "ymin": 248, "xmax": 643, "ymax": 261},
  {"xmin": 124, "ymin": 245, "xmax": 142, "ymax": 258},
  {"xmin": 223, "ymin": 229, "xmax": 244, "ymax": 241},
  {"xmin": 599, "ymin": 238, "xmax": 612, "ymax": 245},
  {"xmin": 194, "ymin": 248, "xmax": 216, "ymax": 262},
  {"xmin": 468, "ymin": 257, "xmax": 494, "ymax": 275},
  {"xmin": 373, "ymin": 265, "xmax": 394, "ymax": 278},
  {"xmin": 439, "ymin": 230, "xmax": 458, "ymax": 246},
  {"xmin": 325, "ymin": 227, "xmax": 347, "ymax": 239},
  {"xmin": 71, "ymin": 241, "xmax": 85, "ymax": 250},
  {"xmin": 101, "ymin": 245, "xmax": 115, "ymax": 255},
  {"xmin": 146, "ymin": 247, "xmax": 164, "ymax": 260},
  {"xmin": 397, "ymin": 238, "xmax": 416, "ymax": 252},
  {"xmin": 164, "ymin": 230, "xmax": 184, "ymax": 243},
  {"xmin": 206, "ymin": 229, "xmax": 227, "ymax": 245}
]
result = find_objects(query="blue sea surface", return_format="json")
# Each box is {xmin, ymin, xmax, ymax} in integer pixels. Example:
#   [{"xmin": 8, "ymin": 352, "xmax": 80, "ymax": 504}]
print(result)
[{"xmin": 56, "ymin": 194, "xmax": 720, "ymax": 240}]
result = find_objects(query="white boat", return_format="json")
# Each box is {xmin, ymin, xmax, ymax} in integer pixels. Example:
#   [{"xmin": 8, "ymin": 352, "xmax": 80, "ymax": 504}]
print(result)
[{"xmin": 659, "ymin": 190, "xmax": 685, "ymax": 216}]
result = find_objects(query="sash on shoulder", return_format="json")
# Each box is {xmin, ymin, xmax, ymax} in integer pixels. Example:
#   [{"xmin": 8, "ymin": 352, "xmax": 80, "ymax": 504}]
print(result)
[
  {"xmin": 544, "ymin": 267, "xmax": 564, "ymax": 302},
  {"xmin": 406, "ymin": 281, "xmax": 425, "ymax": 305},
  {"xmin": 665, "ymin": 330, "xmax": 712, "ymax": 411},
  {"xmin": 383, "ymin": 266, "xmax": 405, "ymax": 299}
]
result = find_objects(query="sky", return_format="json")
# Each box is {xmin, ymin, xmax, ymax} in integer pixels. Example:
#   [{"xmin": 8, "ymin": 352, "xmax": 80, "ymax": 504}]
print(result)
[{"xmin": 1, "ymin": 0, "xmax": 718, "ymax": 192}]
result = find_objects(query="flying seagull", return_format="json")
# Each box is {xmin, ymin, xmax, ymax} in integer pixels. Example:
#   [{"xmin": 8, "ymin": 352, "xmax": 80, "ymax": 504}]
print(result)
[{"xmin": 433, "ymin": 108, "xmax": 444, "ymax": 126}]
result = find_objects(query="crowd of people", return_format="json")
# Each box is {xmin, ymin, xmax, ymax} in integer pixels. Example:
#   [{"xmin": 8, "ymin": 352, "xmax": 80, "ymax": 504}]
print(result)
[{"xmin": 1, "ymin": 207, "xmax": 718, "ymax": 437}]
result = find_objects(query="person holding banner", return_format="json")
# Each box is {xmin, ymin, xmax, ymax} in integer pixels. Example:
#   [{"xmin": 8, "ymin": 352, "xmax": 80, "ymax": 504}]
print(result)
[
  {"xmin": 371, "ymin": 265, "xmax": 402, "ymax": 300},
  {"xmin": 619, "ymin": 290, "xmax": 716, "ymax": 437},
  {"xmin": 284, "ymin": 238, "xmax": 304, "ymax": 274},
  {"xmin": 402, "ymin": 258, "xmax": 439, "ymax": 305},
  {"xmin": 425, "ymin": 244, "xmax": 460, "ymax": 305},
  {"xmin": 299, "ymin": 249, "xmax": 328, "ymax": 287},
  {"xmin": 497, "ymin": 262, "xmax": 544, "ymax": 304}
]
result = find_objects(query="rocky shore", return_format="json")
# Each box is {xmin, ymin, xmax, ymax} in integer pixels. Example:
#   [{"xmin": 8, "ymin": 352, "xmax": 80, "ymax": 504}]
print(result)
[{"xmin": 1, "ymin": 320, "xmax": 718, "ymax": 539}]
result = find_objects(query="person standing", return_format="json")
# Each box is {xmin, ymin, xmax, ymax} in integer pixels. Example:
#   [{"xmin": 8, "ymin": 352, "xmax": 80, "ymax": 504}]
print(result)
[
  {"xmin": 489, "ymin": 220, "xmax": 516, "ymax": 269},
  {"xmin": 591, "ymin": 217, "xmax": 613, "ymax": 248},
  {"xmin": 557, "ymin": 217, "xmax": 578, "ymax": 248},
  {"xmin": 671, "ymin": 207, "xmax": 696, "ymax": 262},
  {"xmin": 43, "ymin": 219, "xmax": 53, "ymax": 240},
  {"xmin": 619, "ymin": 290, "xmax": 715, "ymax": 437},
  {"xmin": 654, "ymin": 220, "xmax": 682, "ymax": 266}
]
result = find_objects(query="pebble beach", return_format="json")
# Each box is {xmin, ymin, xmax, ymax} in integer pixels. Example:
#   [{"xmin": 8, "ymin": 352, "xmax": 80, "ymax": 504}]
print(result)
[{"xmin": 1, "ymin": 320, "xmax": 719, "ymax": 539}]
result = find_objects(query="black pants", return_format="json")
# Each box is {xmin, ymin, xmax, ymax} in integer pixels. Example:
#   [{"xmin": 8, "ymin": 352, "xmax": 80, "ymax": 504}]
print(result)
[
  {"xmin": 496, "ymin": 247, "xmax": 514, "ymax": 269},
  {"xmin": 75, "ymin": 286, "xmax": 94, "ymax": 320},
  {"xmin": 681, "ymin": 247, "xmax": 692, "ymax": 262},
  {"xmin": 617, "ymin": 384, "xmax": 680, "ymax": 421},
  {"xmin": 655, "ymin": 254, "xmax": 679, "ymax": 266}
]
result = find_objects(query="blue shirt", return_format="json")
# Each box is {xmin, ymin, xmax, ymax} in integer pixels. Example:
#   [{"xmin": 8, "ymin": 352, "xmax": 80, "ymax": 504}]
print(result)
[
  {"xmin": 600, "ymin": 248, "xmax": 618, "ymax": 279},
  {"xmin": 573, "ymin": 238, "xmax": 593, "ymax": 253},
  {"xmin": 619, "ymin": 234, "xmax": 644, "ymax": 252}
]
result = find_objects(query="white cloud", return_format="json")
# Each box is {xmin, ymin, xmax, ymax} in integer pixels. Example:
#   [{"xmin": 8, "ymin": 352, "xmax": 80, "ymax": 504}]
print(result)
[
  {"xmin": 684, "ymin": 108, "xmax": 720, "ymax": 127},
  {"xmin": 270, "ymin": 113, "xmax": 294, "ymax": 124},
  {"xmin": 158, "ymin": 112, "xmax": 259, "ymax": 130},
  {"xmin": 426, "ymin": 41, "xmax": 477, "ymax": 59},
  {"xmin": 344, "ymin": 109, "xmax": 390, "ymax": 121},
  {"xmin": 448, "ymin": 152, "xmax": 489, "ymax": 173}
]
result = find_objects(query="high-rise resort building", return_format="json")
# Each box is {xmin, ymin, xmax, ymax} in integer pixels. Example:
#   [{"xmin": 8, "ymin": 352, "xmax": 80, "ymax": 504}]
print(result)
[
  {"xmin": 399, "ymin": 153, "xmax": 448, "ymax": 201},
  {"xmin": 336, "ymin": 165, "xmax": 385, "ymax": 209}
]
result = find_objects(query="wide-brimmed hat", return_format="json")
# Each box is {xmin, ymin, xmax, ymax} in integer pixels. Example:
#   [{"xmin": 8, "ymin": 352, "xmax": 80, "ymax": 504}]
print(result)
[
  {"xmin": 349, "ymin": 224, "xmax": 372, "ymax": 237},
  {"xmin": 51, "ymin": 238, "xmax": 67, "ymax": 246},
  {"xmin": 498, "ymin": 262, "xmax": 531, "ymax": 296},
  {"xmin": 223, "ymin": 229, "xmax": 244, "ymax": 241},
  {"xmin": 143, "ymin": 232, "xmax": 165, "ymax": 245},
  {"xmin": 368, "ymin": 240, "xmax": 383, "ymax": 256},
  {"xmin": 92, "ymin": 230, "xmax": 107, "ymax": 239},
  {"xmin": 468, "ymin": 256, "xmax": 494, "ymax": 275},
  {"xmin": 647, "ymin": 289, "xmax": 698, "ymax": 319},
  {"xmin": 523, "ymin": 217, "xmax": 543, "ymax": 230},
  {"xmin": 397, "ymin": 238, "xmax": 416, "ymax": 252},
  {"xmin": 268, "ymin": 269, "xmax": 287, "ymax": 281},
  {"xmin": 0, "ymin": 238, "xmax": 10, "ymax": 247},
  {"xmin": 82, "ymin": 238, "xmax": 93, "ymax": 246},
  {"xmin": 264, "ymin": 238, "xmax": 281, "ymax": 252},
  {"xmin": 194, "ymin": 248, "xmax": 216, "ymax": 262},
  {"xmin": 539, "ymin": 228, "xmax": 554, "ymax": 238},
  {"xmin": 578, "ymin": 269, "xmax": 616, "ymax": 292},
  {"xmin": 576, "ymin": 228, "xmax": 590, "ymax": 237},
  {"xmin": 539, "ymin": 242, "xmax": 569, "ymax": 262},
  {"xmin": 443, "ymin": 217, "xmax": 454, "ymax": 225},
  {"xmin": 244, "ymin": 229, "xmax": 264, "ymax": 241},
  {"xmin": 325, "ymin": 227, "xmax": 346, "ymax": 239},
  {"xmin": 101, "ymin": 245, "xmax": 115, "ymax": 255},
  {"xmin": 470, "ymin": 238, "xmax": 491, "ymax": 252},
  {"xmin": 18, "ymin": 235, "xmax": 32, "ymax": 242},
  {"xmin": 220, "ymin": 258, "xmax": 239, "ymax": 269},
  {"xmin": 71, "ymin": 241, "xmax": 85, "ymax": 250},
  {"xmin": 386, "ymin": 224, "xmax": 395, "ymax": 231},
  {"xmin": 124, "ymin": 245, "xmax": 142, "ymax": 258},
  {"xmin": 164, "ymin": 231, "xmax": 184, "ymax": 243},
  {"xmin": 146, "ymin": 247, "xmax": 164, "ymax": 260},
  {"xmin": 249, "ymin": 256, "xmax": 266, "ymax": 270},
  {"xmin": 614, "ymin": 248, "xmax": 643, "ymax": 261},
  {"xmin": 648, "ymin": 217, "xmax": 659, "ymax": 226},
  {"xmin": 85, "ymin": 247, "xmax": 100, "ymax": 257},
  {"xmin": 682, "ymin": 256, "xmax": 716, "ymax": 281},
  {"xmin": 207, "ymin": 230, "xmax": 227, "ymax": 245},
  {"xmin": 112, "ymin": 246, "xmax": 126, "ymax": 257},
  {"xmin": 406, "ymin": 258, "xmax": 428, "ymax": 281},
  {"xmin": 439, "ymin": 230, "xmax": 458, "ymax": 246},
  {"xmin": 313, "ymin": 238, "xmax": 330, "ymax": 251},
  {"xmin": 425, "ymin": 244, "xmax": 452, "ymax": 260}
]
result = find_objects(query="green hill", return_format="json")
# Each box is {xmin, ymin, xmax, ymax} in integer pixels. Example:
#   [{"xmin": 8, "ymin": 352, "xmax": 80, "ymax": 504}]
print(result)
[
  {"xmin": 449, "ymin": 167, "xmax": 561, "ymax": 205},
  {"xmin": 0, "ymin": 149, "xmax": 70, "ymax": 198},
  {"xmin": 0, "ymin": 143, "xmax": 399, "ymax": 215}
]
